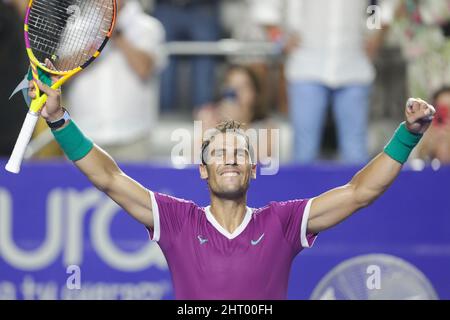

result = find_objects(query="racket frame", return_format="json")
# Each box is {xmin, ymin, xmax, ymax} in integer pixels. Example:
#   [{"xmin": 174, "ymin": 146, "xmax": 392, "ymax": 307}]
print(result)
[
  {"xmin": 24, "ymin": 0, "xmax": 116, "ymax": 112},
  {"xmin": 5, "ymin": 0, "xmax": 117, "ymax": 173}
]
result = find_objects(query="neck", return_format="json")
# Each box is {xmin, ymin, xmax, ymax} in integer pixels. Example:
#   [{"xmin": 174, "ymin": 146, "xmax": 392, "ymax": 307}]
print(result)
[{"xmin": 209, "ymin": 194, "xmax": 247, "ymax": 234}]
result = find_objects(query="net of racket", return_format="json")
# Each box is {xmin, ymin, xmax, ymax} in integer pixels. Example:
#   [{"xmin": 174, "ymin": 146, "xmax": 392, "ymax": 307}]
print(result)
[{"xmin": 5, "ymin": 0, "xmax": 117, "ymax": 174}]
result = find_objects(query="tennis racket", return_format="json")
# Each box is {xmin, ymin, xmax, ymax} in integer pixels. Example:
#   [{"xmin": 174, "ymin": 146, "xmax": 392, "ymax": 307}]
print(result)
[{"xmin": 5, "ymin": 0, "xmax": 117, "ymax": 174}]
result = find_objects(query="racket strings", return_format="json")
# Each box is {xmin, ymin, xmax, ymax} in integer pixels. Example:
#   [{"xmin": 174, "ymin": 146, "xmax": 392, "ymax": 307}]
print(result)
[
  {"xmin": 28, "ymin": 0, "xmax": 69, "ymax": 58},
  {"xmin": 67, "ymin": 0, "xmax": 114, "ymax": 69},
  {"xmin": 66, "ymin": 0, "xmax": 114, "ymax": 71},
  {"xmin": 28, "ymin": 0, "xmax": 114, "ymax": 72},
  {"xmin": 65, "ymin": 0, "xmax": 112, "ymax": 71}
]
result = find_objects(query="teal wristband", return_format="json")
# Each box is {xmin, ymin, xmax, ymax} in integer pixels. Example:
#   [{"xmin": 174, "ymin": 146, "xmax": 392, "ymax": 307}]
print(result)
[
  {"xmin": 384, "ymin": 122, "xmax": 422, "ymax": 164},
  {"xmin": 52, "ymin": 120, "xmax": 94, "ymax": 161}
]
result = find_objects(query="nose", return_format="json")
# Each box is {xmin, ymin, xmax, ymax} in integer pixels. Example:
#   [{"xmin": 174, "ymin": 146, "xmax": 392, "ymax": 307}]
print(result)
[{"xmin": 224, "ymin": 150, "xmax": 237, "ymax": 165}]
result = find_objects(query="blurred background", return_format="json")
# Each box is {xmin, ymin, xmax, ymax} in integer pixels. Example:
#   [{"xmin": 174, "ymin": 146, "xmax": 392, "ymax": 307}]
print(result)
[{"xmin": 0, "ymin": 0, "xmax": 449, "ymax": 300}]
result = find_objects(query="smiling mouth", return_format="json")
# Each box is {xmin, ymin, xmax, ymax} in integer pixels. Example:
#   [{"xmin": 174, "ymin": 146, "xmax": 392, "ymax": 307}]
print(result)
[{"xmin": 220, "ymin": 171, "xmax": 240, "ymax": 177}]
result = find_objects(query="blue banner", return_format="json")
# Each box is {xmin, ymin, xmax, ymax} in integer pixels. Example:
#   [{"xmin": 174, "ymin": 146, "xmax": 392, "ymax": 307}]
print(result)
[{"xmin": 0, "ymin": 160, "xmax": 449, "ymax": 299}]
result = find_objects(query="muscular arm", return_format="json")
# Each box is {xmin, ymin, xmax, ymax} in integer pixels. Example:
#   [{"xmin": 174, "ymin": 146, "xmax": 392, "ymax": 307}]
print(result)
[
  {"xmin": 307, "ymin": 153, "xmax": 400, "ymax": 234},
  {"xmin": 31, "ymin": 77, "xmax": 154, "ymax": 228},
  {"xmin": 74, "ymin": 145, "xmax": 153, "ymax": 228},
  {"xmin": 307, "ymin": 98, "xmax": 436, "ymax": 234}
]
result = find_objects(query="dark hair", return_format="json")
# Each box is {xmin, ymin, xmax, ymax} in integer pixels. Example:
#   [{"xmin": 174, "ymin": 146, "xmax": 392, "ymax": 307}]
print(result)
[
  {"xmin": 201, "ymin": 120, "xmax": 254, "ymax": 165},
  {"xmin": 432, "ymin": 86, "xmax": 450, "ymax": 105},
  {"xmin": 223, "ymin": 65, "xmax": 267, "ymax": 122}
]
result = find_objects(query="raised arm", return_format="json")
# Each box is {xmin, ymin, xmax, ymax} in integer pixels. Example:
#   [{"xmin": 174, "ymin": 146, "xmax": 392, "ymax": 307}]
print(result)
[
  {"xmin": 31, "ymin": 76, "xmax": 153, "ymax": 228},
  {"xmin": 74, "ymin": 146, "xmax": 153, "ymax": 228},
  {"xmin": 307, "ymin": 98, "xmax": 436, "ymax": 234}
]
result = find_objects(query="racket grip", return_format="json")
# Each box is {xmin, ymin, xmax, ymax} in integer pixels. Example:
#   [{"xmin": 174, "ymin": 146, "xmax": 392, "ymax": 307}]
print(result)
[{"xmin": 5, "ymin": 111, "xmax": 40, "ymax": 174}]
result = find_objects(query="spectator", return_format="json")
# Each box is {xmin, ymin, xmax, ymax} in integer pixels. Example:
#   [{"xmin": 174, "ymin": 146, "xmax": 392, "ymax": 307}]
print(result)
[
  {"xmin": 153, "ymin": 0, "xmax": 221, "ymax": 112},
  {"xmin": 220, "ymin": 0, "xmax": 284, "ymax": 115},
  {"xmin": 196, "ymin": 65, "xmax": 267, "ymax": 130},
  {"xmin": 389, "ymin": 0, "xmax": 450, "ymax": 98},
  {"xmin": 0, "ymin": 0, "xmax": 28, "ymax": 157},
  {"xmin": 415, "ymin": 86, "xmax": 450, "ymax": 163},
  {"xmin": 251, "ymin": 0, "xmax": 389, "ymax": 164},
  {"xmin": 67, "ymin": 0, "xmax": 167, "ymax": 162}
]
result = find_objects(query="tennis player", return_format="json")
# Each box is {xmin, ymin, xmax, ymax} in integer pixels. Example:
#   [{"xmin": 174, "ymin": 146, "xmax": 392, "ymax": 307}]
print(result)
[{"xmin": 30, "ymin": 78, "xmax": 435, "ymax": 299}]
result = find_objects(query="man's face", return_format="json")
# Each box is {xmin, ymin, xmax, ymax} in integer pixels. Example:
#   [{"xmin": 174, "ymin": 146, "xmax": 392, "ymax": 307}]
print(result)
[{"xmin": 200, "ymin": 132, "xmax": 256, "ymax": 200}]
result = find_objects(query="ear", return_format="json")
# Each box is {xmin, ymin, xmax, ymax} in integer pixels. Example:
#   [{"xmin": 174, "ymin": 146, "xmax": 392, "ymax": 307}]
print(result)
[
  {"xmin": 199, "ymin": 164, "xmax": 209, "ymax": 180},
  {"xmin": 251, "ymin": 164, "xmax": 257, "ymax": 179}
]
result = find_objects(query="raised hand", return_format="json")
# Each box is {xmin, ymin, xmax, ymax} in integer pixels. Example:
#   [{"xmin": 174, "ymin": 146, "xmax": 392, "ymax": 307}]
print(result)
[{"xmin": 405, "ymin": 98, "xmax": 436, "ymax": 134}]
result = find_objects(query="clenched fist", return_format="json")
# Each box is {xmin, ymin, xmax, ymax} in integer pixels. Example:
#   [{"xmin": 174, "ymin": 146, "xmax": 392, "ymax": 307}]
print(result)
[{"xmin": 405, "ymin": 98, "xmax": 436, "ymax": 135}]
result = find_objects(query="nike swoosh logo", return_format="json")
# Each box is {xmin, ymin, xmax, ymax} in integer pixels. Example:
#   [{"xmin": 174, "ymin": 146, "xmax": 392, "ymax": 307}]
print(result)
[
  {"xmin": 251, "ymin": 233, "xmax": 264, "ymax": 245},
  {"xmin": 197, "ymin": 235, "xmax": 208, "ymax": 245}
]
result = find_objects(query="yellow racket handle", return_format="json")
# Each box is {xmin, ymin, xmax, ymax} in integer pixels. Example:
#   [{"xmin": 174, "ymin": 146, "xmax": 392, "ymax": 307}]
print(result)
[{"xmin": 29, "ymin": 68, "xmax": 80, "ymax": 113}]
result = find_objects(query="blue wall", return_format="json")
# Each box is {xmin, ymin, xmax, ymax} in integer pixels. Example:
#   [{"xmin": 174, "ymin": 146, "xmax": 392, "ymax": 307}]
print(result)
[{"xmin": 0, "ymin": 161, "xmax": 449, "ymax": 299}]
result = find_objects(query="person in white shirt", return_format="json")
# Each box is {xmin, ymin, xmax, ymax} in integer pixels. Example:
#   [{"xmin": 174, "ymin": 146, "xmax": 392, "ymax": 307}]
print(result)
[
  {"xmin": 66, "ymin": 0, "xmax": 167, "ymax": 161},
  {"xmin": 251, "ymin": 0, "xmax": 391, "ymax": 164}
]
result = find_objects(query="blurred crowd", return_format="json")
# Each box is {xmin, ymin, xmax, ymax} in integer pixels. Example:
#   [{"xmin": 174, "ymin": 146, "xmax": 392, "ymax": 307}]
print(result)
[{"xmin": 1, "ymin": 0, "xmax": 450, "ymax": 166}]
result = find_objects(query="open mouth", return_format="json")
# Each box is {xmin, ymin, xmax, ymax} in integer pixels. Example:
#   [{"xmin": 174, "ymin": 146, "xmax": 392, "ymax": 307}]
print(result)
[{"xmin": 220, "ymin": 170, "xmax": 240, "ymax": 177}]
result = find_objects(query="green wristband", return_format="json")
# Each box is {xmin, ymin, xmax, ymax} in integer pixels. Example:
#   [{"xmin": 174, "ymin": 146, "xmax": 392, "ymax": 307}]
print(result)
[
  {"xmin": 52, "ymin": 120, "xmax": 94, "ymax": 161},
  {"xmin": 27, "ymin": 67, "xmax": 52, "ymax": 87},
  {"xmin": 384, "ymin": 122, "xmax": 422, "ymax": 164}
]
